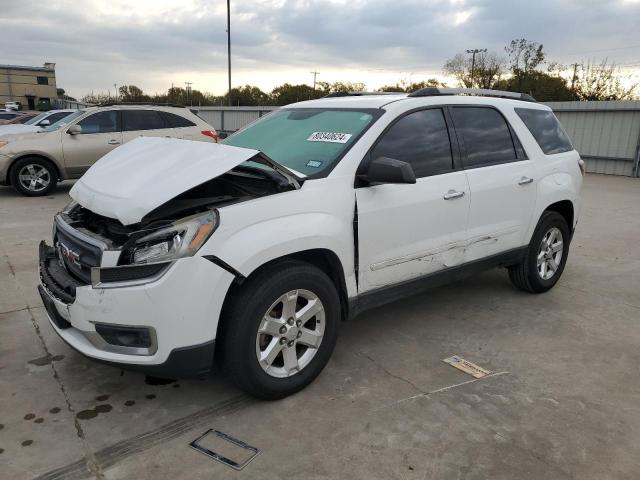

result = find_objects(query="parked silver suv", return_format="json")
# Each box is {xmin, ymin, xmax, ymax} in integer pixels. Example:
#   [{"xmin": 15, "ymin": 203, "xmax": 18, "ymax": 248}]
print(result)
[{"xmin": 0, "ymin": 104, "xmax": 218, "ymax": 196}]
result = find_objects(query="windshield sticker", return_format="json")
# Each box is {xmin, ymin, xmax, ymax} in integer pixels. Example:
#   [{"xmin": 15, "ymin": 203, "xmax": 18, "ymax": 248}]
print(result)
[
  {"xmin": 307, "ymin": 132, "xmax": 353, "ymax": 144},
  {"xmin": 306, "ymin": 160, "xmax": 323, "ymax": 168}
]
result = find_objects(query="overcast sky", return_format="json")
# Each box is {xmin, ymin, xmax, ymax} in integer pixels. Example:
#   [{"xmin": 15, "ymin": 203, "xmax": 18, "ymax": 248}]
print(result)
[{"xmin": 1, "ymin": 0, "xmax": 639, "ymax": 98}]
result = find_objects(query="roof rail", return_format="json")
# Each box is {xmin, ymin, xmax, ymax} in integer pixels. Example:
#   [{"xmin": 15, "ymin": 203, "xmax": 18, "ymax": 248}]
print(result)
[
  {"xmin": 407, "ymin": 87, "xmax": 536, "ymax": 102},
  {"xmin": 323, "ymin": 91, "xmax": 401, "ymax": 98},
  {"xmin": 97, "ymin": 102, "xmax": 186, "ymax": 108}
]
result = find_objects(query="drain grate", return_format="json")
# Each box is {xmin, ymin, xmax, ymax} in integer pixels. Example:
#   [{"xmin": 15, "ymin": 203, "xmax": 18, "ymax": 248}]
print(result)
[{"xmin": 190, "ymin": 429, "xmax": 260, "ymax": 470}]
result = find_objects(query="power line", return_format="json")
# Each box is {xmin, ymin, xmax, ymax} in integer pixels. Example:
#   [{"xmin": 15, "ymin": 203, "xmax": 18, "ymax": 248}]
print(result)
[{"xmin": 562, "ymin": 44, "xmax": 640, "ymax": 57}]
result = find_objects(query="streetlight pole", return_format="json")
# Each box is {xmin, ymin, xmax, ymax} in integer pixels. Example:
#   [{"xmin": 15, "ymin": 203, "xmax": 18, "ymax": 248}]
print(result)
[
  {"xmin": 227, "ymin": 0, "xmax": 232, "ymax": 106},
  {"xmin": 114, "ymin": 83, "xmax": 118, "ymax": 102},
  {"xmin": 465, "ymin": 48, "xmax": 486, "ymax": 87}
]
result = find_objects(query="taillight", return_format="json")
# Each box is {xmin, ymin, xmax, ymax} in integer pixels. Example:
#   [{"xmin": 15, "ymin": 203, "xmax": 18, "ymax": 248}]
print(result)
[
  {"xmin": 201, "ymin": 130, "xmax": 219, "ymax": 142},
  {"xmin": 578, "ymin": 157, "xmax": 586, "ymax": 176}
]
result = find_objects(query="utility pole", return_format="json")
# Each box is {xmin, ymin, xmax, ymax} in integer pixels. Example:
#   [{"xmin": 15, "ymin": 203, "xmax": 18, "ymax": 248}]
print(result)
[
  {"xmin": 310, "ymin": 71, "xmax": 320, "ymax": 91},
  {"xmin": 466, "ymin": 48, "xmax": 487, "ymax": 88},
  {"xmin": 570, "ymin": 63, "xmax": 579, "ymax": 92},
  {"xmin": 114, "ymin": 83, "xmax": 118, "ymax": 102},
  {"xmin": 185, "ymin": 82, "xmax": 192, "ymax": 106},
  {"xmin": 227, "ymin": 0, "xmax": 232, "ymax": 106}
]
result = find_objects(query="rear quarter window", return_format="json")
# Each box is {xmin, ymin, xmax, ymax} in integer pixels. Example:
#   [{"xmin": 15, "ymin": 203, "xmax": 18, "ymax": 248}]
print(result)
[
  {"xmin": 161, "ymin": 111, "xmax": 197, "ymax": 128},
  {"xmin": 515, "ymin": 108, "xmax": 573, "ymax": 155}
]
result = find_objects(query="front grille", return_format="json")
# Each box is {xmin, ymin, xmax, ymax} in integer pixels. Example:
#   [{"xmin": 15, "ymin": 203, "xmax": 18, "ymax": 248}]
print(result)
[
  {"xmin": 39, "ymin": 241, "xmax": 83, "ymax": 304},
  {"xmin": 54, "ymin": 224, "xmax": 103, "ymax": 284}
]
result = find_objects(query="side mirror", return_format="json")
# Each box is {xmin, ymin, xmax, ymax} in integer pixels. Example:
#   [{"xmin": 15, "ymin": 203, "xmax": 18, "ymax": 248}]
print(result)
[
  {"xmin": 67, "ymin": 124, "xmax": 82, "ymax": 135},
  {"xmin": 362, "ymin": 157, "xmax": 416, "ymax": 185},
  {"xmin": 39, "ymin": 119, "xmax": 50, "ymax": 127}
]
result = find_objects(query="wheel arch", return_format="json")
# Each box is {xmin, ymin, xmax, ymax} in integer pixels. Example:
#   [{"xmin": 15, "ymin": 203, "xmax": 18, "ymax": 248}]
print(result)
[
  {"xmin": 224, "ymin": 247, "xmax": 349, "ymax": 320},
  {"xmin": 543, "ymin": 200, "xmax": 574, "ymax": 238},
  {"xmin": 6, "ymin": 153, "xmax": 65, "ymax": 184}
]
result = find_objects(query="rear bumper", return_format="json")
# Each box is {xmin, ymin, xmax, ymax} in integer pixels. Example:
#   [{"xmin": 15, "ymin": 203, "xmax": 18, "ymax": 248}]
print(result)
[{"xmin": 38, "ymin": 240, "xmax": 235, "ymax": 377}]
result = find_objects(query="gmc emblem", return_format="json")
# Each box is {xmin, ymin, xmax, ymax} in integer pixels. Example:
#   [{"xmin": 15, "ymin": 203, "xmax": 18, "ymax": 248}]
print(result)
[{"xmin": 57, "ymin": 241, "xmax": 81, "ymax": 268}]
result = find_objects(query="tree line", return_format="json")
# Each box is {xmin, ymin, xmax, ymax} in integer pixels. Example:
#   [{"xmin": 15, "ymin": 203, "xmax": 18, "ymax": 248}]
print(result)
[{"xmin": 81, "ymin": 38, "xmax": 637, "ymax": 106}]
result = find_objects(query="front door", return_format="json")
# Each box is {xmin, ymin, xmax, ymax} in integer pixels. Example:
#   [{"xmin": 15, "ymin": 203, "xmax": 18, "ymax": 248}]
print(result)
[
  {"xmin": 450, "ymin": 106, "xmax": 537, "ymax": 262},
  {"xmin": 356, "ymin": 108, "xmax": 470, "ymax": 293},
  {"xmin": 62, "ymin": 110, "xmax": 122, "ymax": 175}
]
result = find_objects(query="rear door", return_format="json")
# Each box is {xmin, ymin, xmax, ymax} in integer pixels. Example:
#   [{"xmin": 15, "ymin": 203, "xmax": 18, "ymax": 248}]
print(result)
[
  {"xmin": 121, "ymin": 109, "xmax": 176, "ymax": 143},
  {"xmin": 61, "ymin": 110, "xmax": 122, "ymax": 174},
  {"xmin": 356, "ymin": 107, "xmax": 470, "ymax": 292},
  {"xmin": 450, "ymin": 106, "xmax": 536, "ymax": 262}
]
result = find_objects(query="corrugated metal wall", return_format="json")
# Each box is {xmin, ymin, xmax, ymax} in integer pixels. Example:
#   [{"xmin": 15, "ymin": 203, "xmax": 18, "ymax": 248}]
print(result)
[
  {"xmin": 193, "ymin": 106, "xmax": 277, "ymax": 133},
  {"xmin": 545, "ymin": 101, "xmax": 640, "ymax": 177}
]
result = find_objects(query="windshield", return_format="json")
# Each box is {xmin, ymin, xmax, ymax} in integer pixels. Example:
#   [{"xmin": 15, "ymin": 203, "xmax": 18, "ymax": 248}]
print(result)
[
  {"xmin": 223, "ymin": 108, "xmax": 379, "ymax": 177},
  {"xmin": 43, "ymin": 110, "xmax": 85, "ymax": 132},
  {"xmin": 24, "ymin": 113, "xmax": 48, "ymax": 125}
]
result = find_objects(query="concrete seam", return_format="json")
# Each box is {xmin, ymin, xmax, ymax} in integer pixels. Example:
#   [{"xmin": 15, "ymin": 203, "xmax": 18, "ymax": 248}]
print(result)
[{"xmin": 358, "ymin": 350, "xmax": 428, "ymax": 395}]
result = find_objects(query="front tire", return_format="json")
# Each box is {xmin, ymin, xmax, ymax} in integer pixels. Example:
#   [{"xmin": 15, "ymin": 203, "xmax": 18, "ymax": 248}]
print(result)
[
  {"xmin": 219, "ymin": 260, "xmax": 340, "ymax": 400},
  {"xmin": 10, "ymin": 157, "xmax": 58, "ymax": 196},
  {"xmin": 508, "ymin": 211, "xmax": 570, "ymax": 293}
]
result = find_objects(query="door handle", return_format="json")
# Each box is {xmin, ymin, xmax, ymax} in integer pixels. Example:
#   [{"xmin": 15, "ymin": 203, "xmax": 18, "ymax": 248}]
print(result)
[
  {"xmin": 443, "ymin": 189, "xmax": 465, "ymax": 200},
  {"xmin": 107, "ymin": 139, "xmax": 121, "ymax": 145},
  {"xmin": 518, "ymin": 176, "xmax": 534, "ymax": 185}
]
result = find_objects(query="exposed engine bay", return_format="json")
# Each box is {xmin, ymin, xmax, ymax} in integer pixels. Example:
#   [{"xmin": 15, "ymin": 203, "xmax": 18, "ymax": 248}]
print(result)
[{"xmin": 63, "ymin": 165, "xmax": 297, "ymax": 249}]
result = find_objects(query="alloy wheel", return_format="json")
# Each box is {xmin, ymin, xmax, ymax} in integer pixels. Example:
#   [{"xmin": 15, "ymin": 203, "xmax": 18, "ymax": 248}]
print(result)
[
  {"xmin": 18, "ymin": 164, "xmax": 51, "ymax": 192},
  {"xmin": 255, "ymin": 289, "xmax": 325, "ymax": 378},
  {"xmin": 537, "ymin": 227, "xmax": 564, "ymax": 280}
]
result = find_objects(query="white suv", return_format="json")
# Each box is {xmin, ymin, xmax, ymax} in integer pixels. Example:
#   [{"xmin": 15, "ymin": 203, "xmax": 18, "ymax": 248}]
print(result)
[{"xmin": 38, "ymin": 88, "xmax": 583, "ymax": 399}]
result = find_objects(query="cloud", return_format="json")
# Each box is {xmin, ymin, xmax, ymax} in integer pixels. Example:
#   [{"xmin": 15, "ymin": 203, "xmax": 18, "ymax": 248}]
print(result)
[{"xmin": 1, "ymin": 0, "xmax": 638, "ymax": 97}]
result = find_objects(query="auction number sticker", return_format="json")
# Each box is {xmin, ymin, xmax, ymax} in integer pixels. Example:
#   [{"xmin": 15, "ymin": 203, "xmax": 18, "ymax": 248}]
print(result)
[{"xmin": 307, "ymin": 132, "xmax": 353, "ymax": 143}]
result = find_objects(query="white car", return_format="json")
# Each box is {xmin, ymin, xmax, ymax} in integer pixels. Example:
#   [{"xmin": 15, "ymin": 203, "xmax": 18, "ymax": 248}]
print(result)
[
  {"xmin": 38, "ymin": 88, "xmax": 583, "ymax": 399},
  {"xmin": 0, "ymin": 109, "xmax": 75, "ymax": 136},
  {"xmin": 5, "ymin": 101, "xmax": 21, "ymax": 111}
]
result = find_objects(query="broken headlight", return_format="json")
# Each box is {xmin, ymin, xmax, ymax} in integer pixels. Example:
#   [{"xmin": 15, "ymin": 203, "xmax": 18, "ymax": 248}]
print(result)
[{"xmin": 125, "ymin": 210, "xmax": 218, "ymax": 265}]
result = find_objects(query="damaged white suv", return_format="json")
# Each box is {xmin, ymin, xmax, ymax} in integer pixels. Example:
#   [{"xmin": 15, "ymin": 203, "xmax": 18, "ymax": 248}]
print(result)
[{"xmin": 38, "ymin": 88, "xmax": 583, "ymax": 399}]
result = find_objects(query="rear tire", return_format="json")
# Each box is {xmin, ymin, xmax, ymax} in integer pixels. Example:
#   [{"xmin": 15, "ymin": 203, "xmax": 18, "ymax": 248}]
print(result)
[
  {"xmin": 10, "ymin": 157, "xmax": 58, "ymax": 196},
  {"xmin": 219, "ymin": 260, "xmax": 340, "ymax": 400},
  {"xmin": 508, "ymin": 211, "xmax": 570, "ymax": 293}
]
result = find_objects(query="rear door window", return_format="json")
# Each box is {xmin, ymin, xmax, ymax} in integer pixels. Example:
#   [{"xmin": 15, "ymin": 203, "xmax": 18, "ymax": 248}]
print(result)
[
  {"xmin": 370, "ymin": 108, "xmax": 454, "ymax": 178},
  {"xmin": 452, "ymin": 107, "xmax": 518, "ymax": 168},
  {"xmin": 515, "ymin": 108, "xmax": 573, "ymax": 155},
  {"xmin": 122, "ymin": 110, "xmax": 167, "ymax": 131}
]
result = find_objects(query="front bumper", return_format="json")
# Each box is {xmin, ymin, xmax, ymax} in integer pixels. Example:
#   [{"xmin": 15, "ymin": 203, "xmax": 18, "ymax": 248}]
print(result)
[{"xmin": 38, "ymin": 240, "xmax": 236, "ymax": 377}]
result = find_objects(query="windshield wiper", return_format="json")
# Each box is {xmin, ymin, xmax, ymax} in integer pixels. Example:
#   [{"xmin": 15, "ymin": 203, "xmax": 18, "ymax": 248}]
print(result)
[{"xmin": 251, "ymin": 153, "xmax": 305, "ymax": 189}]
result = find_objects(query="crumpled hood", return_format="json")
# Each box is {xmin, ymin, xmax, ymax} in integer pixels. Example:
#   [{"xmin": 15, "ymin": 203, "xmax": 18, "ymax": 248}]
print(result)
[{"xmin": 70, "ymin": 137, "xmax": 260, "ymax": 225}]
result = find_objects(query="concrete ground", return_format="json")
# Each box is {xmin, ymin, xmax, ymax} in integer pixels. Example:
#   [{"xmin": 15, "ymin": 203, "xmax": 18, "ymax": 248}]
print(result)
[{"xmin": 0, "ymin": 174, "xmax": 638, "ymax": 480}]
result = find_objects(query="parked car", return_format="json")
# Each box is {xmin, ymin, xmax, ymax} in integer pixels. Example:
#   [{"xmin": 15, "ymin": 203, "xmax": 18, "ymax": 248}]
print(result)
[
  {"xmin": 0, "ymin": 111, "xmax": 22, "ymax": 124},
  {"xmin": 5, "ymin": 101, "xmax": 21, "ymax": 111},
  {"xmin": 0, "ymin": 109, "xmax": 75, "ymax": 136},
  {"xmin": 0, "ymin": 104, "xmax": 218, "ymax": 195},
  {"xmin": 37, "ymin": 89, "xmax": 583, "ymax": 399},
  {"xmin": 5, "ymin": 112, "xmax": 38, "ymax": 124}
]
